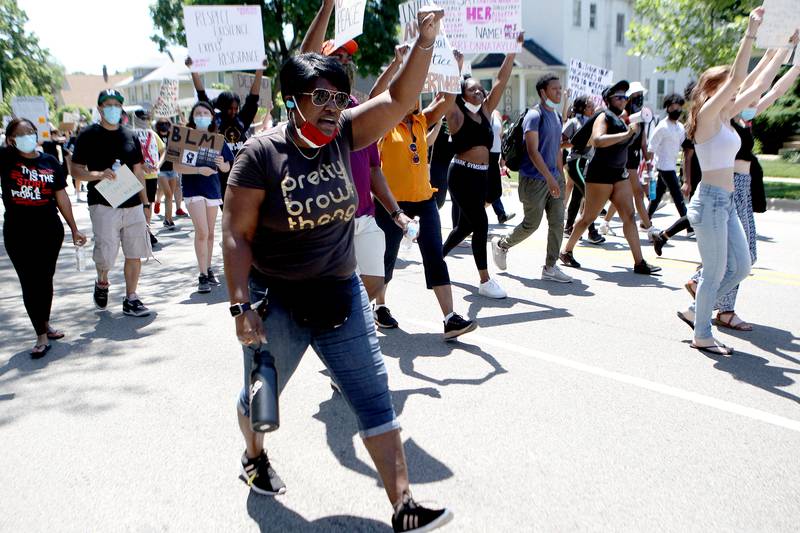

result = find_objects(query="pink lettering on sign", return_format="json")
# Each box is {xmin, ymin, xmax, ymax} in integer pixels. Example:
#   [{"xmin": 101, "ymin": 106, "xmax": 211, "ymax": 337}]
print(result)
[{"xmin": 466, "ymin": 6, "xmax": 492, "ymax": 22}]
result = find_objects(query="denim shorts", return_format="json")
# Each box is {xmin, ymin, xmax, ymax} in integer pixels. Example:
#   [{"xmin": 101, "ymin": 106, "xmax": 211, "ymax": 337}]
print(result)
[
  {"xmin": 159, "ymin": 170, "xmax": 178, "ymax": 180},
  {"xmin": 237, "ymin": 273, "xmax": 399, "ymax": 439}
]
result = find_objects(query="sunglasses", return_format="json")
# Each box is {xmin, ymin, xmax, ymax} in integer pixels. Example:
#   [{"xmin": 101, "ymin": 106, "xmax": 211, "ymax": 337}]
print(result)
[
  {"xmin": 409, "ymin": 142, "xmax": 420, "ymax": 165},
  {"xmin": 300, "ymin": 89, "xmax": 351, "ymax": 110},
  {"xmin": 611, "ymin": 94, "xmax": 630, "ymax": 100}
]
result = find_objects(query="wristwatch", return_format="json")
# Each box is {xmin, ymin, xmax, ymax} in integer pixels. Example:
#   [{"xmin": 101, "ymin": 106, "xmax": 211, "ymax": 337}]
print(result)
[
  {"xmin": 229, "ymin": 302, "xmax": 254, "ymax": 317},
  {"xmin": 391, "ymin": 208, "xmax": 405, "ymax": 220}
]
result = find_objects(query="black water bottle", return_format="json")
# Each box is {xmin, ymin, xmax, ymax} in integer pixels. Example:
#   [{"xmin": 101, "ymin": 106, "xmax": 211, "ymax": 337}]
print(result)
[{"xmin": 249, "ymin": 347, "xmax": 279, "ymax": 433}]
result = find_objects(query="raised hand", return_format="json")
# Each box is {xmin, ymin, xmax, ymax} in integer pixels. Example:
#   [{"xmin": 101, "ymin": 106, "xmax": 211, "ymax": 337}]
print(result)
[
  {"xmin": 748, "ymin": 6, "xmax": 765, "ymax": 35},
  {"xmin": 395, "ymin": 44, "xmax": 410, "ymax": 63},
  {"xmin": 417, "ymin": 7, "xmax": 444, "ymax": 47}
]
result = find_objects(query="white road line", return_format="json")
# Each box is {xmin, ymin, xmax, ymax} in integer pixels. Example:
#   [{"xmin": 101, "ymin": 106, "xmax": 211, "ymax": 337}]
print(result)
[{"xmin": 404, "ymin": 318, "xmax": 800, "ymax": 433}]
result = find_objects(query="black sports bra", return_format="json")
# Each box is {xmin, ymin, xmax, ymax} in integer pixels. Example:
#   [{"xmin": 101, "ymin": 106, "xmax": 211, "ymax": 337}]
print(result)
[
  {"xmin": 731, "ymin": 119, "xmax": 755, "ymax": 162},
  {"xmin": 450, "ymin": 98, "xmax": 494, "ymax": 154}
]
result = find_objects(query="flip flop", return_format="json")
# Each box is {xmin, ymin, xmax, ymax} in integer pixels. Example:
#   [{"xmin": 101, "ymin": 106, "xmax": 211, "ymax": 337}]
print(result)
[
  {"xmin": 30, "ymin": 344, "xmax": 51, "ymax": 359},
  {"xmin": 684, "ymin": 281, "xmax": 696, "ymax": 299},
  {"xmin": 676, "ymin": 310, "xmax": 695, "ymax": 330},
  {"xmin": 713, "ymin": 312, "xmax": 753, "ymax": 332},
  {"xmin": 46, "ymin": 328, "xmax": 65, "ymax": 340},
  {"xmin": 691, "ymin": 342, "xmax": 734, "ymax": 356}
]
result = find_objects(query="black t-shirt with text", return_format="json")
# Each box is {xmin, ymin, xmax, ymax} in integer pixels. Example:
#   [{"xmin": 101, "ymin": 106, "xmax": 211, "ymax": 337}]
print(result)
[
  {"xmin": 0, "ymin": 147, "xmax": 67, "ymax": 224},
  {"xmin": 70, "ymin": 124, "xmax": 144, "ymax": 208}
]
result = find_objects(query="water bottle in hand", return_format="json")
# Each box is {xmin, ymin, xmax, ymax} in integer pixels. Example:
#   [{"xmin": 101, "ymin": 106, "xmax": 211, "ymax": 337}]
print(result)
[
  {"xmin": 401, "ymin": 217, "xmax": 420, "ymax": 252},
  {"xmin": 648, "ymin": 174, "xmax": 657, "ymax": 201},
  {"xmin": 75, "ymin": 245, "xmax": 86, "ymax": 272},
  {"xmin": 111, "ymin": 159, "xmax": 121, "ymax": 172},
  {"xmin": 249, "ymin": 347, "xmax": 280, "ymax": 433}
]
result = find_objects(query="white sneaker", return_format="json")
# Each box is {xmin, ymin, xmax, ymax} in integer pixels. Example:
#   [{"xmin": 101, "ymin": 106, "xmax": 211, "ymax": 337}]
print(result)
[
  {"xmin": 647, "ymin": 227, "xmax": 662, "ymax": 243},
  {"xmin": 478, "ymin": 278, "xmax": 507, "ymax": 299},
  {"xmin": 491, "ymin": 237, "xmax": 508, "ymax": 271},
  {"xmin": 542, "ymin": 265, "xmax": 573, "ymax": 283},
  {"xmin": 598, "ymin": 221, "xmax": 609, "ymax": 235}
]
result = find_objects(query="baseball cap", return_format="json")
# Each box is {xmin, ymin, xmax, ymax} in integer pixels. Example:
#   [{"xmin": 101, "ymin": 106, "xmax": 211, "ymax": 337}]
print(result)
[
  {"xmin": 626, "ymin": 81, "xmax": 647, "ymax": 97},
  {"xmin": 97, "ymin": 89, "xmax": 124, "ymax": 106},
  {"xmin": 322, "ymin": 39, "xmax": 359, "ymax": 57},
  {"xmin": 602, "ymin": 80, "xmax": 630, "ymax": 100}
]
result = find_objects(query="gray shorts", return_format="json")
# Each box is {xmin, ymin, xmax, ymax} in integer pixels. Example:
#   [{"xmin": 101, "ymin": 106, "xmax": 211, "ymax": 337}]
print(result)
[{"xmin": 89, "ymin": 204, "xmax": 151, "ymax": 270}]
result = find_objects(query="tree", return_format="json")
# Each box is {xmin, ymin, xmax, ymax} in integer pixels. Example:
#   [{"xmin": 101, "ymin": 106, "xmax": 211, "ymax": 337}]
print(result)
[
  {"xmin": 628, "ymin": 0, "xmax": 759, "ymax": 73},
  {"xmin": 150, "ymin": 0, "xmax": 400, "ymax": 78},
  {"xmin": 0, "ymin": 0, "xmax": 64, "ymax": 117}
]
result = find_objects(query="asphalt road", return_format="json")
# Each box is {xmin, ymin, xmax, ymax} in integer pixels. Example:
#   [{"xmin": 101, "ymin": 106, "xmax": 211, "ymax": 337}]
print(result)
[{"xmin": 1, "ymin": 188, "xmax": 798, "ymax": 532}]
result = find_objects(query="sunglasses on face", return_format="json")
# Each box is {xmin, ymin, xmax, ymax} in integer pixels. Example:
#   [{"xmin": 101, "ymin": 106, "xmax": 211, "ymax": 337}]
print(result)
[
  {"xmin": 611, "ymin": 94, "xmax": 629, "ymax": 101},
  {"xmin": 300, "ymin": 89, "xmax": 351, "ymax": 110}
]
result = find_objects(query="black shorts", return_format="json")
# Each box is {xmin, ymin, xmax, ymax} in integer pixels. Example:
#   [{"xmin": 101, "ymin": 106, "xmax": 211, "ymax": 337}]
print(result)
[
  {"xmin": 146, "ymin": 179, "xmax": 158, "ymax": 203},
  {"xmin": 626, "ymin": 146, "xmax": 641, "ymax": 169},
  {"xmin": 585, "ymin": 163, "xmax": 628, "ymax": 185}
]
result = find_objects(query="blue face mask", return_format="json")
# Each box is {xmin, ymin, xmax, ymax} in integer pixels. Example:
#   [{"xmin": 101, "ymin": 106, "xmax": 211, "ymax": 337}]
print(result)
[
  {"xmin": 14, "ymin": 134, "xmax": 38, "ymax": 153},
  {"xmin": 194, "ymin": 116, "xmax": 212, "ymax": 130},
  {"xmin": 740, "ymin": 107, "xmax": 757, "ymax": 121},
  {"xmin": 102, "ymin": 106, "xmax": 122, "ymax": 125},
  {"xmin": 546, "ymin": 98, "xmax": 561, "ymax": 112}
]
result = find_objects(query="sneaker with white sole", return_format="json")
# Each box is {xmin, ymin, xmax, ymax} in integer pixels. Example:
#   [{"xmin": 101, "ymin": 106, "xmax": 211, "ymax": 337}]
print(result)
[
  {"xmin": 240, "ymin": 451, "xmax": 286, "ymax": 496},
  {"xmin": 392, "ymin": 491, "xmax": 453, "ymax": 532},
  {"xmin": 491, "ymin": 237, "xmax": 508, "ymax": 270},
  {"xmin": 444, "ymin": 313, "xmax": 477, "ymax": 340},
  {"xmin": 598, "ymin": 221, "xmax": 610, "ymax": 235},
  {"xmin": 478, "ymin": 278, "xmax": 506, "ymax": 299},
  {"xmin": 542, "ymin": 265, "xmax": 573, "ymax": 283}
]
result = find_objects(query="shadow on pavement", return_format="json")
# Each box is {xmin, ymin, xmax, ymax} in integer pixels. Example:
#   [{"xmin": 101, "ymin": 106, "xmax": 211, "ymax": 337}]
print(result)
[
  {"xmin": 246, "ymin": 493, "xmax": 391, "ymax": 532},
  {"xmin": 580, "ymin": 265, "xmax": 679, "ymax": 290},
  {"xmin": 722, "ymin": 323, "xmax": 800, "ymax": 366},
  {"xmin": 497, "ymin": 271, "xmax": 595, "ymax": 297}
]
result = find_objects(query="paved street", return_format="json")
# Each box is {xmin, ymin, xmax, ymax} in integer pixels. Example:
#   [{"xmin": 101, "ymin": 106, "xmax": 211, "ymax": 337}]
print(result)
[{"xmin": 1, "ymin": 189, "xmax": 799, "ymax": 532}]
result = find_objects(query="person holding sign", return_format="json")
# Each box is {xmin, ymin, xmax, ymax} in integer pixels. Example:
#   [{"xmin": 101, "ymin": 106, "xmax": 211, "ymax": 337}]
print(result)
[
  {"xmin": 442, "ymin": 32, "xmax": 524, "ymax": 300},
  {"xmin": 223, "ymin": 8, "xmax": 453, "ymax": 532},
  {"xmin": 70, "ymin": 90, "xmax": 152, "ymax": 318},
  {"xmin": 174, "ymin": 102, "xmax": 233, "ymax": 294},
  {"xmin": 1, "ymin": 118, "xmax": 86, "ymax": 357}
]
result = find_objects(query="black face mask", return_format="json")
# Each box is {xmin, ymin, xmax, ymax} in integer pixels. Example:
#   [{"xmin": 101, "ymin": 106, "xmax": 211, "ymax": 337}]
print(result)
[
  {"xmin": 668, "ymin": 109, "xmax": 682, "ymax": 121},
  {"xmin": 629, "ymin": 95, "xmax": 644, "ymax": 113}
]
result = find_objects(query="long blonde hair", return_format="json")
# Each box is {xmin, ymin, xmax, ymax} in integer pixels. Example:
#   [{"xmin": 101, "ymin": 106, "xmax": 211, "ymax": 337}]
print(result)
[{"xmin": 686, "ymin": 66, "xmax": 731, "ymax": 139}]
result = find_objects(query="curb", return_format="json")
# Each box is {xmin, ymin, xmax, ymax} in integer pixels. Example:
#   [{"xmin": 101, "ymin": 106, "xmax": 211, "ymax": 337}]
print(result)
[{"xmin": 767, "ymin": 198, "xmax": 800, "ymax": 212}]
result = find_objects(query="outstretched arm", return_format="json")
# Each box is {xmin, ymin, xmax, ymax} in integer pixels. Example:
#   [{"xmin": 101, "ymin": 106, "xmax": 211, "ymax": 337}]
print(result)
[
  {"xmin": 757, "ymin": 64, "xmax": 800, "ymax": 114},
  {"xmin": 301, "ymin": 0, "xmax": 335, "ymax": 54},
  {"xmin": 369, "ymin": 44, "xmax": 409, "ymax": 99},
  {"xmin": 733, "ymin": 32, "xmax": 798, "ymax": 116},
  {"xmin": 484, "ymin": 33, "xmax": 524, "ymax": 113},
  {"xmin": 185, "ymin": 57, "xmax": 208, "ymax": 102}
]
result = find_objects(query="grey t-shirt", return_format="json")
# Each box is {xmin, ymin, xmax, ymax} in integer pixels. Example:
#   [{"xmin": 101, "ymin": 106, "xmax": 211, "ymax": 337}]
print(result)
[
  {"xmin": 227, "ymin": 112, "xmax": 358, "ymax": 281},
  {"xmin": 562, "ymin": 115, "xmax": 593, "ymax": 162}
]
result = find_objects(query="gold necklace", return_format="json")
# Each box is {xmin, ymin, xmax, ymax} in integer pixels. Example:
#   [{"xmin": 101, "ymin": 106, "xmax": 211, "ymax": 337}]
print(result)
[{"xmin": 286, "ymin": 124, "xmax": 321, "ymax": 160}]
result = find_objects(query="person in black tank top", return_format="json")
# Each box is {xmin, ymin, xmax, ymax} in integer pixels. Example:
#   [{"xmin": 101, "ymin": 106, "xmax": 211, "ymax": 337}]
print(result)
[{"xmin": 441, "ymin": 32, "xmax": 524, "ymax": 300}]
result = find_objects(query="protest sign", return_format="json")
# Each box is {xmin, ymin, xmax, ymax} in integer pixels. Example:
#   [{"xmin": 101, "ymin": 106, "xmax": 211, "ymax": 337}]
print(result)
[
  {"xmin": 334, "ymin": 0, "xmax": 367, "ymax": 48},
  {"xmin": 448, "ymin": 0, "xmax": 522, "ymax": 54},
  {"xmin": 399, "ymin": 1, "xmax": 461, "ymax": 94},
  {"xmin": 568, "ymin": 59, "xmax": 613, "ymax": 100},
  {"xmin": 153, "ymin": 79, "xmax": 180, "ymax": 118},
  {"xmin": 62, "ymin": 111, "xmax": 80, "ymax": 124},
  {"xmin": 95, "ymin": 165, "xmax": 143, "ymax": 208},
  {"xmin": 183, "ymin": 5, "xmax": 265, "ymax": 72},
  {"xmin": 165, "ymin": 125, "xmax": 226, "ymax": 168},
  {"xmin": 795, "ymin": 45, "xmax": 800, "ymax": 66},
  {"xmin": 757, "ymin": 0, "xmax": 800, "ymax": 49},
  {"xmin": 231, "ymin": 73, "xmax": 272, "ymax": 106},
  {"xmin": 11, "ymin": 96, "xmax": 50, "ymax": 139}
]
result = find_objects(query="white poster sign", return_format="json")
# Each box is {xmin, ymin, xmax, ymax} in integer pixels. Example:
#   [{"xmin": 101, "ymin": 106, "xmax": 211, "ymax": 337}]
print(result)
[
  {"xmin": 153, "ymin": 79, "xmax": 180, "ymax": 118},
  {"xmin": 95, "ymin": 165, "xmax": 143, "ymax": 208},
  {"xmin": 334, "ymin": 0, "xmax": 367, "ymax": 48},
  {"xmin": 62, "ymin": 111, "xmax": 80, "ymax": 124},
  {"xmin": 399, "ymin": 1, "xmax": 461, "ymax": 94},
  {"xmin": 11, "ymin": 96, "xmax": 50, "ymax": 139},
  {"xmin": 795, "ymin": 45, "xmax": 800, "ymax": 66},
  {"xmin": 183, "ymin": 5, "xmax": 265, "ymax": 72},
  {"xmin": 568, "ymin": 59, "xmax": 614, "ymax": 99},
  {"xmin": 445, "ymin": 0, "xmax": 522, "ymax": 54},
  {"xmin": 231, "ymin": 73, "xmax": 272, "ymax": 106},
  {"xmin": 758, "ymin": 0, "xmax": 800, "ymax": 49}
]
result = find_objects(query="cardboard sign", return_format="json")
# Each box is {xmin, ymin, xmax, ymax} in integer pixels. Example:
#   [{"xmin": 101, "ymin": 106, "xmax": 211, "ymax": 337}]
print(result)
[
  {"xmin": 399, "ymin": 1, "xmax": 461, "ymax": 94},
  {"xmin": 59, "ymin": 122, "xmax": 76, "ymax": 132},
  {"xmin": 231, "ymin": 72, "xmax": 272, "ymax": 106},
  {"xmin": 568, "ymin": 59, "xmax": 613, "ymax": 99},
  {"xmin": 11, "ymin": 96, "xmax": 50, "ymax": 139},
  {"xmin": 153, "ymin": 79, "xmax": 180, "ymax": 118},
  {"xmin": 183, "ymin": 5, "xmax": 265, "ymax": 72},
  {"xmin": 165, "ymin": 125, "xmax": 226, "ymax": 168},
  {"xmin": 757, "ymin": 0, "xmax": 800, "ymax": 49},
  {"xmin": 334, "ymin": 0, "xmax": 367, "ymax": 48}
]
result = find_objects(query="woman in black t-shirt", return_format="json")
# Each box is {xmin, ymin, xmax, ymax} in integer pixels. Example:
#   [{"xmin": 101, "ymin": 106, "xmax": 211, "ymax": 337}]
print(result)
[{"xmin": 1, "ymin": 118, "xmax": 86, "ymax": 357}]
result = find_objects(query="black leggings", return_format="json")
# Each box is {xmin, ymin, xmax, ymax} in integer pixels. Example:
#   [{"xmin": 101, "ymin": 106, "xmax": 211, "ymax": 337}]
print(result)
[
  {"xmin": 648, "ymin": 170, "xmax": 687, "ymax": 219},
  {"xmin": 442, "ymin": 162, "xmax": 489, "ymax": 270},
  {"xmin": 4, "ymin": 219, "xmax": 64, "ymax": 336},
  {"xmin": 565, "ymin": 158, "xmax": 596, "ymax": 233}
]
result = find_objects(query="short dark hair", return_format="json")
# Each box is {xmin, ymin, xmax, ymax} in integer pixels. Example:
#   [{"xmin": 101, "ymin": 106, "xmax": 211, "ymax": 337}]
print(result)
[
  {"xmin": 280, "ymin": 53, "xmax": 351, "ymax": 101},
  {"xmin": 5, "ymin": 117, "xmax": 37, "ymax": 142},
  {"xmin": 214, "ymin": 91, "xmax": 241, "ymax": 113},
  {"xmin": 536, "ymin": 74, "xmax": 559, "ymax": 97},
  {"xmin": 187, "ymin": 101, "xmax": 216, "ymax": 132},
  {"xmin": 663, "ymin": 93, "xmax": 685, "ymax": 109},
  {"xmin": 572, "ymin": 96, "xmax": 591, "ymax": 115}
]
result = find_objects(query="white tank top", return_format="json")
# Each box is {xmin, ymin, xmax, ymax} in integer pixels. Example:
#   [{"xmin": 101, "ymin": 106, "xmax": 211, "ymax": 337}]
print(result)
[
  {"xmin": 693, "ymin": 123, "xmax": 741, "ymax": 172},
  {"xmin": 491, "ymin": 115, "xmax": 502, "ymax": 153}
]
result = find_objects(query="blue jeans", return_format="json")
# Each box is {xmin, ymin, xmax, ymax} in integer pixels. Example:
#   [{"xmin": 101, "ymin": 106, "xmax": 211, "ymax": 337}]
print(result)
[
  {"xmin": 687, "ymin": 183, "xmax": 752, "ymax": 339},
  {"xmin": 238, "ymin": 273, "xmax": 399, "ymax": 439}
]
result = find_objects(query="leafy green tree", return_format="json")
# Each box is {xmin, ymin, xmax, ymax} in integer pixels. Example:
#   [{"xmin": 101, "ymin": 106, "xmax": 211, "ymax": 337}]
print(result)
[
  {"xmin": 150, "ymin": 0, "xmax": 400, "ymax": 78},
  {"xmin": 0, "ymin": 0, "xmax": 64, "ymax": 117}
]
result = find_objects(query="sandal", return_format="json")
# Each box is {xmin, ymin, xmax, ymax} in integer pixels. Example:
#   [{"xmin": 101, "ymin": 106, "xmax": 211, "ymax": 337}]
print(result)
[
  {"xmin": 691, "ymin": 342, "xmax": 734, "ymax": 356},
  {"xmin": 676, "ymin": 310, "xmax": 695, "ymax": 330},
  {"xmin": 30, "ymin": 344, "xmax": 51, "ymax": 359},
  {"xmin": 713, "ymin": 312, "xmax": 753, "ymax": 332},
  {"xmin": 47, "ymin": 327, "xmax": 65, "ymax": 340},
  {"xmin": 684, "ymin": 280, "xmax": 697, "ymax": 299}
]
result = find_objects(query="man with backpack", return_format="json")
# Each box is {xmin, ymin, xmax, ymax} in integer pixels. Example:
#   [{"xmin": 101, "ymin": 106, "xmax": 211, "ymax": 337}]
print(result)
[{"xmin": 492, "ymin": 74, "xmax": 573, "ymax": 283}]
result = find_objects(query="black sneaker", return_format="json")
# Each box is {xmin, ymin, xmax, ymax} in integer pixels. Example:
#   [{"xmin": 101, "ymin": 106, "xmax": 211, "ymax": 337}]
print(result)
[
  {"xmin": 392, "ymin": 492, "xmax": 453, "ymax": 532},
  {"xmin": 498, "ymin": 212, "xmax": 516, "ymax": 224},
  {"xmin": 149, "ymin": 231, "xmax": 158, "ymax": 246},
  {"xmin": 634, "ymin": 260, "xmax": 662, "ymax": 275},
  {"xmin": 586, "ymin": 230, "xmax": 606, "ymax": 244},
  {"xmin": 375, "ymin": 305, "xmax": 399, "ymax": 329},
  {"xmin": 241, "ymin": 451, "xmax": 286, "ymax": 496},
  {"xmin": 559, "ymin": 251, "xmax": 581, "ymax": 268},
  {"xmin": 444, "ymin": 313, "xmax": 477, "ymax": 341},
  {"xmin": 206, "ymin": 269, "xmax": 221, "ymax": 286},
  {"xmin": 198, "ymin": 274, "xmax": 211, "ymax": 293},
  {"xmin": 93, "ymin": 282, "xmax": 109, "ymax": 310},
  {"xmin": 163, "ymin": 219, "xmax": 176, "ymax": 230},
  {"xmin": 652, "ymin": 231, "xmax": 667, "ymax": 257},
  {"xmin": 563, "ymin": 225, "xmax": 573, "ymax": 236},
  {"xmin": 122, "ymin": 297, "xmax": 151, "ymax": 317}
]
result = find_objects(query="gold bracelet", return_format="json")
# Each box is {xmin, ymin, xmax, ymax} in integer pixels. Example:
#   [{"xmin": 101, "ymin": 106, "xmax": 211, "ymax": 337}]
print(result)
[{"xmin": 416, "ymin": 40, "xmax": 435, "ymax": 51}]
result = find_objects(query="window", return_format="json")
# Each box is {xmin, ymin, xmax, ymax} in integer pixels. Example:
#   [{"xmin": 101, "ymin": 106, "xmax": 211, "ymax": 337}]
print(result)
[
  {"xmin": 218, "ymin": 72, "xmax": 225, "ymax": 84},
  {"xmin": 667, "ymin": 79, "xmax": 675, "ymax": 96},
  {"xmin": 657, "ymin": 79, "xmax": 665, "ymax": 108},
  {"xmin": 589, "ymin": 4, "xmax": 597, "ymax": 29},
  {"xmin": 616, "ymin": 13, "xmax": 625, "ymax": 45},
  {"xmin": 573, "ymin": 0, "xmax": 582, "ymax": 27}
]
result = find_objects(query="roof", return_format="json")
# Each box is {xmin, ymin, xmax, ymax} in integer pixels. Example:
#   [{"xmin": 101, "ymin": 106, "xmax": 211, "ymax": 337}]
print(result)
[
  {"xmin": 471, "ymin": 38, "xmax": 564, "ymax": 70},
  {"xmin": 117, "ymin": 62, "xmax": 192, "ymax": 88},
  {"xmin": 59, "ymin": 73, "xmax": 131, "ymax": 109}
]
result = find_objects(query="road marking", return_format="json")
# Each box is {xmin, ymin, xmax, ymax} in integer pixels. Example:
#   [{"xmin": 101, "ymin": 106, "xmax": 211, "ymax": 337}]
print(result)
[{"xmin": 404, "ymin": 318, "xmax": 800, "ymax": 433}]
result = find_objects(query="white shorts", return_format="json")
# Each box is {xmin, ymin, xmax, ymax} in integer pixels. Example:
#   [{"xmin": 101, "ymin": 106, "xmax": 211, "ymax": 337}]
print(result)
[
  {"xmin": 353, "ymin": 215, "xmax": 385, "ymax": 278},
  {"xmin": 184, "ymin": 196, "xmax": 223, "ymax": 207}
]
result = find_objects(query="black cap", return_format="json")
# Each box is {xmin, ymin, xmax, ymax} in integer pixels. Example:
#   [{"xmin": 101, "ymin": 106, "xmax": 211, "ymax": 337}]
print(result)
[
  {"xmin": 602, "ymin": 80, "xmax": 630, "ymax": 101},
  {"xmin": 97, "ymin": 89, "xmax": 124, "ymax": 106}
]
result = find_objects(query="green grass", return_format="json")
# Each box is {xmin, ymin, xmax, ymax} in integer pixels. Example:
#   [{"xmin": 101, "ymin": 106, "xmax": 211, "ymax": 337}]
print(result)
[
  {"xmin": 764, "ymin": 181, "xmax": 800, "ymax": 200},
  {"xmin": 760, "ymin": 159, "xmax": 800, "ymax": 179}
]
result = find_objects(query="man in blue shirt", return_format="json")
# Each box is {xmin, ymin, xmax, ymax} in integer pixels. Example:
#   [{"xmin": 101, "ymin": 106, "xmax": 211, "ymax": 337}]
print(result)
[{"xmin": 492, "ymin": 74, "xmax": 572, "ymax": 283}]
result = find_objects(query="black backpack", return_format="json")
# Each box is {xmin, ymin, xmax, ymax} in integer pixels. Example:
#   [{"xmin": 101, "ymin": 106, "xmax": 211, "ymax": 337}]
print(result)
[{"xmin": 501, "ymin": 108, "xmax": 528, "ymax": 171}]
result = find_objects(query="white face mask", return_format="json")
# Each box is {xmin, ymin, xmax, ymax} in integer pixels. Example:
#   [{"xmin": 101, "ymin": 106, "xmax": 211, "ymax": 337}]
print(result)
[{"xmin": 464, "ymin": 101, "xmax": 482, "ymax": 114}]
